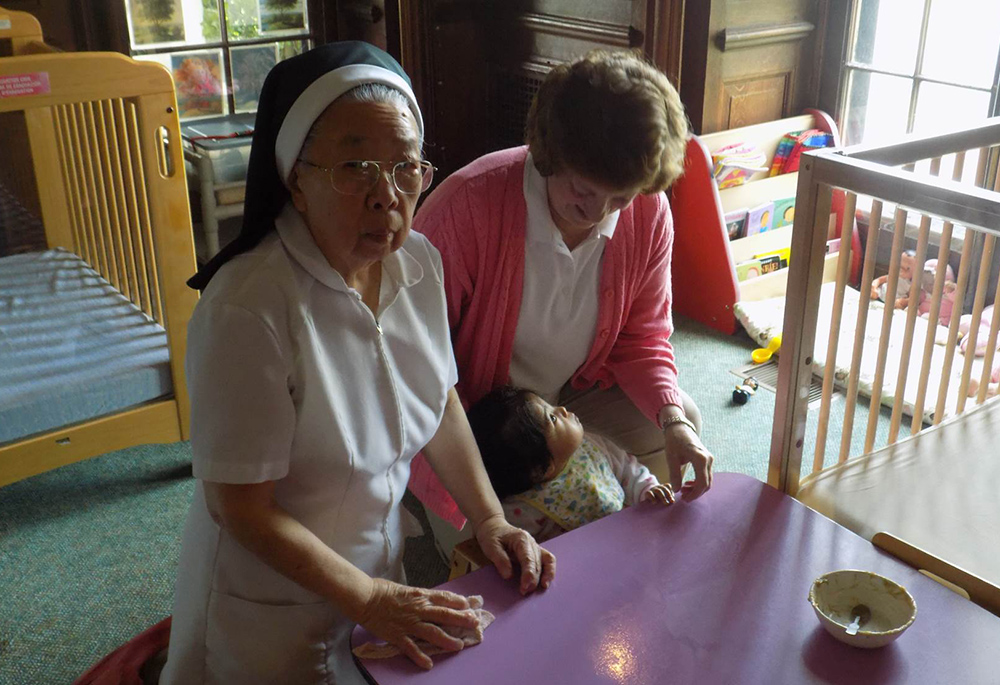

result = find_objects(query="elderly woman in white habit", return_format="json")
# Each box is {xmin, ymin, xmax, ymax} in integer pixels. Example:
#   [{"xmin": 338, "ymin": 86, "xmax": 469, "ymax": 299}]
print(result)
[{"xmin": 160, "ymin": 42, "xmax": 555, "ymax": 685}]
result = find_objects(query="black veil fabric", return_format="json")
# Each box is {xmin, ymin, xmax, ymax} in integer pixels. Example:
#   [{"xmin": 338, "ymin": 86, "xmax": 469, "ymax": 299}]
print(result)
[{"xmin": 186, "ymin": 41, "xmax": 414, "ymax": 291}]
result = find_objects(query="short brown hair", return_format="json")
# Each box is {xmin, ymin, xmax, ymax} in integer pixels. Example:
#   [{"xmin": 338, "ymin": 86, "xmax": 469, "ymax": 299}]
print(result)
[{"xmin": 526, "ymin": 49, "xmax": 689, "ymax": 193}]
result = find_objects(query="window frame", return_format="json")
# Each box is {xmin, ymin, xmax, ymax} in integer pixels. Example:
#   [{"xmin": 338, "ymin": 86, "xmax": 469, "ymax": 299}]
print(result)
[
  {"xmin": 125, "ymin": 0, "xmax": 320, "ymax": 117},
  {"xmin": 834, "ymin": 0, "xmax": 1000, "ymax": 146}
]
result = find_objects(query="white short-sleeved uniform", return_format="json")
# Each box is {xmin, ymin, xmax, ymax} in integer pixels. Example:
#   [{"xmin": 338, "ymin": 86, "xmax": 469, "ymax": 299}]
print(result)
[{"xmin": 160, "ymin": 204, "xmax": 458, "ymax": 685}]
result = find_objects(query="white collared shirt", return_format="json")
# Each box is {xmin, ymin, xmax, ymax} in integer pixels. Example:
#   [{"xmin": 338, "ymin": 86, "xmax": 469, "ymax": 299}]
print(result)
[
  {"xmin": 164, "ymin": 204, "xmax": 457, "ymax": 684},
  {"xmin": 508, "ymin": 155, "xmax": 619, "ymax": 403}
]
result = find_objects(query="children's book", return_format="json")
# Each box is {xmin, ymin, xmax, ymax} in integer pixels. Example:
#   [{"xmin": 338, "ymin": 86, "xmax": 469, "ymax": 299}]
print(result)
[
  {"xmin": 724, "ymin": 208, "xmax": 748, "ymax": 240},
  {"xmin": 745, "ymin": 201, "xmax": 774, "ymax": 237},
  {"xmin": 772, "ymin": 196, "xmax": 796, "ymax": 228},
  {"xmin": 736, "ymin": 258, "xmax": 763, "ymax": 281}
]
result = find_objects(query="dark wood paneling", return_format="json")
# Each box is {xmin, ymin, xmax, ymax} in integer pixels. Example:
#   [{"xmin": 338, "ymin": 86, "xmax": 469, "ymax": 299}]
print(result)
[
  {"xmin": 681, "ymin": 0, "xmax": 824, "ymax": 134},
  {"xmin": 396, "ymin": 1, "xmax": 684, "ymax": 181}
]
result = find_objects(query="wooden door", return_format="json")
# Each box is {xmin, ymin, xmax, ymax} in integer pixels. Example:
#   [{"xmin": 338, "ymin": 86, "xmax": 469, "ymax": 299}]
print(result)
[
  {"xmin": 681, "ymin": 0, "xmax": 824, "ymax": 134},
  {"xmin": 397, "ymin": 0, "xmax": 684, "ymax": 180}
]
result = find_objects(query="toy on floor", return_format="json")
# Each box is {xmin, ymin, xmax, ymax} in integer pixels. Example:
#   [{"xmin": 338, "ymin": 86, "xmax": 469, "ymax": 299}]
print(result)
[
  {"xmin": 733, "ymin": 377, "xmax": 759, "ymax": 405},
  {"xmin": 752, "ymin": 334, "xmax": 782, "ymax": 364},
  {"xmin": 915, "ymin": 259, "xmax": 957, "ymax": 327},
  {"xmin": 871, "ymin": 250, "xmax": 917, "ymax": 307}
]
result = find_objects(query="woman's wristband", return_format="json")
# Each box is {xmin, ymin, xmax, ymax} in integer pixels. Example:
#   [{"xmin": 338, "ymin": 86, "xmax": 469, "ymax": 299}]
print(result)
[{"xmin": 661, "ymin": 414, "xmax": 698, "ymax": 435}]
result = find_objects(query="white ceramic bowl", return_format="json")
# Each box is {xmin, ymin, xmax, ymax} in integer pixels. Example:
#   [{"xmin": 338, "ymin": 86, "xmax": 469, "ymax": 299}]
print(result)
[{"xmin": 808, "ymin": 569, "xmax": 917, "ymax": 648}]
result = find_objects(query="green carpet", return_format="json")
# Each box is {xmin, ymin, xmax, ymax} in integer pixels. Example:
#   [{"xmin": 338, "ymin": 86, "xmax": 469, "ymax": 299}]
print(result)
[{"xmin": 0, "ymin": 314, "xmax": 893, "ymax": 684}]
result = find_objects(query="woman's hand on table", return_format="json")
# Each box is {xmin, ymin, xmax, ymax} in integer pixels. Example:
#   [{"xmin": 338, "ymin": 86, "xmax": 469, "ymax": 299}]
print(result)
[
  {"xmin": 663, "ymin": 423, "xmax": 714, "ymax": 500},
  {"xmin": 355, "ymin": 577, "xmax": 481, "ymax": 670},
  {"xmin": 474, "ymin": 513, "xmax": 556, "ymax": 595}
]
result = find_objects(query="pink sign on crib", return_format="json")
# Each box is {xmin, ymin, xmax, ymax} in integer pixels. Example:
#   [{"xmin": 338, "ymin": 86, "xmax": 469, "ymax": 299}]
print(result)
[{"xmin": 0, "ymin": 72, "xmax": 51, "ymax": 98}]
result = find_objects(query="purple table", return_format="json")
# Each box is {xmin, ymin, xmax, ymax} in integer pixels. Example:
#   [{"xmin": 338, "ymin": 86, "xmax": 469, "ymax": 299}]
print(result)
[{"xmin": 353, "ymin": 473, "xmax": 1000, "ymax": 684}]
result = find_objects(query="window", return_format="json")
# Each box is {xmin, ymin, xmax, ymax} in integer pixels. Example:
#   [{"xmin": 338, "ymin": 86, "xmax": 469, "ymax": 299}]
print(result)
[
  {"xmin": 840, "ymin": 0, "xmax": 1000, "ymax": 158},
  {"xmin": 124, "ymin": 0, "xmax": 313, "ymax": 119}
]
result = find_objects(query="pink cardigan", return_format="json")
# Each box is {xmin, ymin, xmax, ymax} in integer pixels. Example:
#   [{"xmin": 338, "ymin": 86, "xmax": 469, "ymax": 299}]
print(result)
[{"xmin": 409, "ymin": 146, "xmax": 682, "ymax": 528}]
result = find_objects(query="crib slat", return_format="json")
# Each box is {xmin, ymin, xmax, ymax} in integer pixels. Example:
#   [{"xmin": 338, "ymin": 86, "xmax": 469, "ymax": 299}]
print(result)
[
  {"xmin": 976, "ymin": 274, "xmax": 1000, "ymax": 403},
  {"xmin": 66, "ymin": 103, "xmax": 101, "ymax": 272},
  {"xmin": 113, "ymin": 98, "xmax": 152, "ymax": 319},
  {"xmin": 813, "ymin": 192, "xmax": 857, "ymax": 473},
  {"xmin": 958, "ymin": 234, "xmax": 997, "ymax": 412},
  {"xmin": 838, "ymin": 200, "xmax": 884, "ymax": 464},
  {"xmin": 93, "ymin": 99, "xmax": 132, "ymax": 303},
  {"xmin": 932, "ymin": 148, "xmax": 991, "ymax": 422},
  {"xmin": 125, "ymin": 100, "xmax": 164, "ymax": 326},
  {"xmin": 887, "ymin": 210, "xmax": 930, "ymax": 444},
  {"xmin": 864, "ymin": 202, "xmax": 911, "ymax": 453},
  {"xmin": 101, "ymin": 99, "xmax": 136, "ymax": 307},
  {"xmin": 911, "ymin": 153, "xmax": 965, "ymax": 432},
  {"xmin": 887, "ymin": 158, "xmax": 942, "ymax": 442},
  {"xmin": 54, "ymin": 105, "xmax": 86, "ymax": 257},
  {"xmin": 78, "ymin": 101, "xmax": 115, "ymax": 284}
]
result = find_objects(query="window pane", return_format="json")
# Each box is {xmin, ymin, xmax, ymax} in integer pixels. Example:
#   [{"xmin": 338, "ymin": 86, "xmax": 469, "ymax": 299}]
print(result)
[
  {"xmin": 139, "ymin": 49, "xmax": 228, "ymax": 119},
  {"xmin": 231, "ymin": 40, "xmax": 308, "ymax": 112},
  {"xmin": 259, "ymin": 0, "xmax": 309, "ymax": 36},
  {"xmin": 842, "ymin": 70, "xmax": 912, "ymax": 145},
  {"xmin": 913, "ymin": 83, "xmax": 992, "ymax": 135},
  {"xmin": 225, "ymin": 0, "xmax": 261, "ymax": 41},
  {"xmin": 922, "ymin": 0, "xmax": 1000, "ymax": 88},
  {"xmin": 850, "ymin": 0, "xmax": 923, "ymax": 74},
  {"xmin": 127, "ymin": 0, "xmax": 187, "ymax": 47},
  {"xmin": 127, "ymin": 0, "xmax": 223, "ymax": 48}
]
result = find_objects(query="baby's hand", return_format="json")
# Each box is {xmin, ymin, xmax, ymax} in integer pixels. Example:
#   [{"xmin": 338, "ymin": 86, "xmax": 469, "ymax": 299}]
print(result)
[{"xmin": 641, "ymin": 484, "xmax": 675, "ymax": 506}]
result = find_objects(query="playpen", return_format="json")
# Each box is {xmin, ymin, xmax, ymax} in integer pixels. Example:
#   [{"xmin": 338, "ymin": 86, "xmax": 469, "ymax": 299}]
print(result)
[{"xmin": 770, "ymin": 117, "xmax": 1000, "ymax": 614}]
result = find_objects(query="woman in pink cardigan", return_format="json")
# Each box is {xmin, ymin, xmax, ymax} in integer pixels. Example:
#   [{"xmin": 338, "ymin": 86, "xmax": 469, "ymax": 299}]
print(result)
[{"xmin": 409, "ymin": 50, "xmax": 714, "ymax": 532}]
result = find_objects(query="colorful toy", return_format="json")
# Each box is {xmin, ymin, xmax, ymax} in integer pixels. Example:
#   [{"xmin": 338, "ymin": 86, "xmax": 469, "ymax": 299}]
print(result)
[
  {"xmin": 732, "ymin": 377, "xmax": 759, "ymax": 405},
  {"xmin": 752, "ymin": 334, "xmax": 782, "ymax": 364}
]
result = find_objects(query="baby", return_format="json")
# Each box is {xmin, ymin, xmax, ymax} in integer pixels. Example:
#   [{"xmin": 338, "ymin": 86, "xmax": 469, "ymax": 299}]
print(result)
[
  {"xmin": 467, "ymin": 385, "xmax": 674, "ymax": 542},
  {"xmin": 871, "ymin": 249, "xmax": 917, "ymax": 307}
]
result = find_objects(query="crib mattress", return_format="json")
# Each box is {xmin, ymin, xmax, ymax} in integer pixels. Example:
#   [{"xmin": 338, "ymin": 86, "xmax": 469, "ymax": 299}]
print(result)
[
  {"xmin": 734, "ymin": 282, "xmax": 983, "ymax": 422},
  {"xmin": 0, "ymin": 249, "xmax": 173, "ymax": 444},
  {"xmin": 796, "ymin": 396, "xmax": 1000, "ymax": 592}
]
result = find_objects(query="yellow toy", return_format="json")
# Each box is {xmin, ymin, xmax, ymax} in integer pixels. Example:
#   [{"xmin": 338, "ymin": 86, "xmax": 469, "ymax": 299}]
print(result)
[{"xmin": 752, "ymin": 334, "xmax": 782, "ymax": 364}]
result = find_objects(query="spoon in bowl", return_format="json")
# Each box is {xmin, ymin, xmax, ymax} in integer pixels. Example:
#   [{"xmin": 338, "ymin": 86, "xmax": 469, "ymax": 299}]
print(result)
[{"xmin": 846, "ymin": 604, "xmax": 871, "ymax": 636}]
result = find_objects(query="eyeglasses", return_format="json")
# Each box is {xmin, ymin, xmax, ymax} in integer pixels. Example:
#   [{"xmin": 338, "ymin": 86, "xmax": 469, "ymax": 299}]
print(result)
[{"xmin": 297, "ymin": 159, "xmax": 435, "ymax": 195}]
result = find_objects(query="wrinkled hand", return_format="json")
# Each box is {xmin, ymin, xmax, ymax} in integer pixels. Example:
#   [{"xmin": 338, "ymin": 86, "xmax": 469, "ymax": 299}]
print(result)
[
  {"xmin": 474, "ymin": 514, "xmax": 556, "ymax": 595},
  {"xmin": 356, "ymin": 578, "xmax": 480, "ymax": 670},
  {"xmin": 641, "ymin": 483, "xmax": 675, "ymax": 506},
  {"xmin": 664, "ymin": 424, "xmax": 714, "ymax": 500}
]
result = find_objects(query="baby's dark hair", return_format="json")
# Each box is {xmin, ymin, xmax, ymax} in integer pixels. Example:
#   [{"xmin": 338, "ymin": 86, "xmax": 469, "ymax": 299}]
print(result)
[{"xmin": 467, "ymin": 386, "xmax": 552, "ymax": 499}]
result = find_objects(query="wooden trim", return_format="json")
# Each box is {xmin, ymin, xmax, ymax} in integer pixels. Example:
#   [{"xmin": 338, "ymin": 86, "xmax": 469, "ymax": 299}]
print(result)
[
  {"xmin": 0, "ymin": 401, "xmax": 182, "ymax": 488},
  {"xmin": 642, "ymin": 0, "xmax": 685, "ymax": 87},
  {"xmin": 517, "ymin": 12, "xmax": 632, "ymax": 48},
  {"xmin": 718, "ymin": 21, "xmax": 816, "ymax": 52},
  {"xmin": 0, "ymin": 5, "xmax": 42, "ymax": 55},
  {"xmin": 872, "ymin": 532, "xmax": 1000, "ymax": 616}
]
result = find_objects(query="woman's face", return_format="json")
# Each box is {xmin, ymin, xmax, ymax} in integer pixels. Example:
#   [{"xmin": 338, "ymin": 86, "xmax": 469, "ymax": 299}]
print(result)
[
  {"xmin": 526, "ymin": 394, "xmax": 584, "ymax": 480},
  {"xmin": 289, "ymin": 99, "xmax": 422, "ymax": 277},
  {"xmin": 545, "ymin": 168, "xmax": 639, "ymax": 234}
]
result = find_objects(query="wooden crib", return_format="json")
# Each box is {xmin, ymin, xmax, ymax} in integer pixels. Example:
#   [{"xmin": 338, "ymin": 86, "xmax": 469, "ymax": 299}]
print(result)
[
  {"xmin": 0, "ymin": 51, "xmax": 198, "ymax": 486},
  {"xmin": 769, "ymin": 118, "xmax": 1000, "ymax": 614},
  {"xmin": 0, "ymin": 6, "xmax": 40, "ymax": 56}
]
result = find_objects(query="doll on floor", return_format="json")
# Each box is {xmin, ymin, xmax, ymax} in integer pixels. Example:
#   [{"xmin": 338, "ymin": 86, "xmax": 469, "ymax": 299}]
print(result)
[
  {"xmin": 871, "ymin": 249, "xmax": 917, "ymax": 308},
  {"xmin": 467, "ymin": 385, "xmax": 674, "ymax": 543}
]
